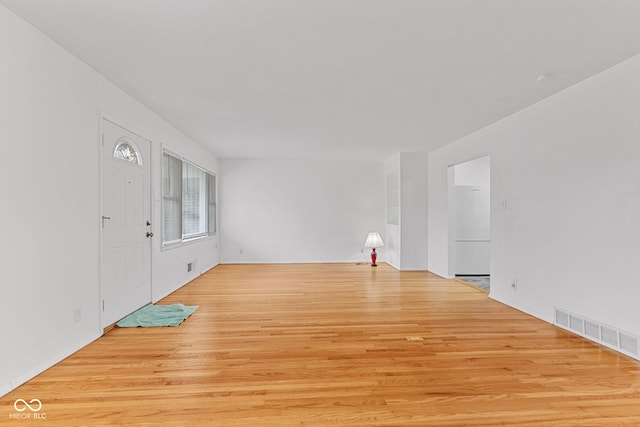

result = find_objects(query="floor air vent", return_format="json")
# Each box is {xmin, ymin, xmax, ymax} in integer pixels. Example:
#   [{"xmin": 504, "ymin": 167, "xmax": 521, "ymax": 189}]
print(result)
[{"xmin": 554, "ymin": 307, "xmax": 639, "ymax": 360}]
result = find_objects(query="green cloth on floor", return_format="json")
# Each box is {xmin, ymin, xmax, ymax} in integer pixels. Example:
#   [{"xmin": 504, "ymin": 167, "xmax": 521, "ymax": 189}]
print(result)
[{"xmin": 116, "ymin": 303, "xmax": 198, "ymax": 327}]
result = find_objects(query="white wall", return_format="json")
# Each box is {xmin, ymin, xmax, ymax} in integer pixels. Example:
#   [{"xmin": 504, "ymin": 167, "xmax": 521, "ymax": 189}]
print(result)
[
  {"xmin": 219, "ymin": 158, "xmax": 384, "ymax": 264},
  {"xmin": 399, "ymin": 152, "xmax": 428, "ymax": 270},
  {"xmin": 454, "ymin": 156, "xmax": 490, "ymax": 186},
  {"xmin": 385, "ymin": 155, "xmax": 401, "ymax": 269},
  {"xmin": 0, "ymin": 5, "xmax": 218, "ymax": 396},
  {"xmin": 0, "ymin": 5, "xmax": 100, "ymax": 396},
  {"xmin": 428, "ymin": 52, "xmax": 640, "ymax": 335},
  {"xmin": 384, "ymin": 153, "xmax": 428, "ymax": 271}
]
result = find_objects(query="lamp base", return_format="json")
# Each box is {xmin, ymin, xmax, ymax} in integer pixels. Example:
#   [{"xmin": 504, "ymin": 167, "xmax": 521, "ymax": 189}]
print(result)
[{"xmin": 370, "ymin": 248, "xmax": 377, "ymax": 267}]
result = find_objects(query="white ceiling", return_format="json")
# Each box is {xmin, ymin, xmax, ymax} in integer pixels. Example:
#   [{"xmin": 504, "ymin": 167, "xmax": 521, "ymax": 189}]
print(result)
[{"xmin": 4, "ymin": 1, "xmax": 640, "ymax": 160}]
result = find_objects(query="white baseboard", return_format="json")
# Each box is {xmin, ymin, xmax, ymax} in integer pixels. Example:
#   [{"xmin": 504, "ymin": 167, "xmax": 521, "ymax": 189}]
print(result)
[
  {"xmin": 6, "ymin": 330, "xmax": 102, "ymax": 396},
  {"xmin": 200, "ymin": 262, "xmax": 217, "ymax": 275},
  {"xmin": 488, "ymin": 294, "xmax": 551, "ymax": 324},
  {"xmin": 386, "ymin": 260, "xmax": 400, "ymax": 271},
  {"xmin": 0, "ymin": 382, "xmax": 11, "ymax": 398},
  {"xmin": 152, "ymin": 263, "xmax": 219, "ymax": 303},
  {"xmin": 152, "ymin": 278, "xmax": 193, "ymax": 303}
]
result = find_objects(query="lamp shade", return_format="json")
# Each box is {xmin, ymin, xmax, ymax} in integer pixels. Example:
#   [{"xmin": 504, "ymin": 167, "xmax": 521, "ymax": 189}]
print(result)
[{"xmin": 364, "ymin": 232, "xmax": 384, "ymax": 248}]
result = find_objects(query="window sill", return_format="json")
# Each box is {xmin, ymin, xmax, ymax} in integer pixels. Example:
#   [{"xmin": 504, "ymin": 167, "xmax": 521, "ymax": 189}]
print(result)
[{"xmin": 161, "ymin": 234, "xmax": 217, "ymax": 252}]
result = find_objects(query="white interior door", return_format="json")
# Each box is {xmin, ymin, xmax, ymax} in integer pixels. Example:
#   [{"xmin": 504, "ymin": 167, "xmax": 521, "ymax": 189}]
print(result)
[{"xmin": 101, "ymin": 118, "xmax": 152, "ymax": 328}]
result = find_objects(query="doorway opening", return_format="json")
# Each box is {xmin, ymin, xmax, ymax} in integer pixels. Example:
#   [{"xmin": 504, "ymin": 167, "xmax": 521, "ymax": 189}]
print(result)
[{"xmin": 448, "ymin": 156, "xmax": 491, "ymax": 293}]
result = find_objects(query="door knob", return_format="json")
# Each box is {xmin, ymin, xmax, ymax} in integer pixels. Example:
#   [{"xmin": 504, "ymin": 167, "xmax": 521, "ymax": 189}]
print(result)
[{"xmin": 146, "ymin": 232, "xmax": 154, "ymax": 238}]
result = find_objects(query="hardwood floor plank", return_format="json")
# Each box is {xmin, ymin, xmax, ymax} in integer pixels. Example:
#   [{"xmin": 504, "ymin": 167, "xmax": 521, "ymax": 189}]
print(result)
[{"xmin": 3, "ymin": 263, "xmax": 640, "ymax": 426}]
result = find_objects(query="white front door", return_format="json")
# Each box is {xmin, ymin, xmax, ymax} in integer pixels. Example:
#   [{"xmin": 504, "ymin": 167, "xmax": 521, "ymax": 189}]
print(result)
[{"xmin": 101, "ymin": 118, "xmax": 152, "ymax": 328}]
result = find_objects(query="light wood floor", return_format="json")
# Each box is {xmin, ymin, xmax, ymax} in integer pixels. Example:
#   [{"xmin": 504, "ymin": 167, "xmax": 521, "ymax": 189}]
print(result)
[{"xmin": 4, "ymin": 263, "xmax": 640, "ymax": 426}]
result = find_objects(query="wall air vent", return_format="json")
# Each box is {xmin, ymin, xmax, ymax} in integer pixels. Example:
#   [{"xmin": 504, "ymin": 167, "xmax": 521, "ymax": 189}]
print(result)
[
  {"xmin": 554, "ymin": 307, "xmax": 639, "ymax": 360},
  {"xmin": 555, "ymin": 309, "xmax": 569, "ymax": 328},
  {"xmin": 569, "ymin": 315, "xmax": 584, "ymax": 333},
  {"xmin": 601, "ymin": 326, "xmax": 618, "ymax": 347},
  {"xmin": 620, "ymin": 333, "xmax": 638, "ymax": 356},
  {"xmin": 585, "ymin": 321, "xmax": 600, "ymax": 340}
]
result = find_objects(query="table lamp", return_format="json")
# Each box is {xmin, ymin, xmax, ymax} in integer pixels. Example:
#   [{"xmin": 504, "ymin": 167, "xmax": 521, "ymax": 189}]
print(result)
[{"xmin": 364, "ymin": 232, "xmax": 384, "ymax": 267}]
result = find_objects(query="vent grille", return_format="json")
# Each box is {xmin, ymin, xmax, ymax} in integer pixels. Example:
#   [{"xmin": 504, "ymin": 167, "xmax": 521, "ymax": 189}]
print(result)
[
  {"xmin": 569, "ymin": 315, "xmax": 584, "ymax": 333},
  {"xmin": 620, "ymin": 333, "xmax": 638, "ymax": 355},
  {"xmin": 555, "ymin": 310, "xmax": 569, "ymax": 328},
  {"xmin": 554, "ymin": 307, "xmax": 639, "ymax": 359},
  {"xmin": 585, "ymin": 321, "xmax": 600, "ymax": 340},
  {"xmin": 602, "ymin": 327, "xmax": 618, "ymax": 347}
]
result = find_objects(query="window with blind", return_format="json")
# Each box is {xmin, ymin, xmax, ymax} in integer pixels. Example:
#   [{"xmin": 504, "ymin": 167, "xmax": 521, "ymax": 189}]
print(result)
[{"xmin": 162, "ymin": 152, "xmax": 216, "ymax": 245}]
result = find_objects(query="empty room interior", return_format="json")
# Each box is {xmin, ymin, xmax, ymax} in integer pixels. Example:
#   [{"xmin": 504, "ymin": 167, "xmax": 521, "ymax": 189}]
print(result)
[{"xmin": 3, "ymin": 1, "xmax": 640, "ymax": 425}]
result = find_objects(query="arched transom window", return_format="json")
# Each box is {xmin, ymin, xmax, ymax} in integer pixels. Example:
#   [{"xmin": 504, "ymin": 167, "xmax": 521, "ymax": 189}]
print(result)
[{"xmin": 113, "ymin": 138, "xmax": 142, "ymax": 166}]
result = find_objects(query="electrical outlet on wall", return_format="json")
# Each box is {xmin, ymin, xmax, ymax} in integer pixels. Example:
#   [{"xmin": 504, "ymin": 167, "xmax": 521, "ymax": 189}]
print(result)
[
  {"xmin": 511, "ymin": 278, "xmax": 518, "ymax": 290},
  {"xmin": 73, "ymin": 308, "xmax": 82, "ymax": 323}
]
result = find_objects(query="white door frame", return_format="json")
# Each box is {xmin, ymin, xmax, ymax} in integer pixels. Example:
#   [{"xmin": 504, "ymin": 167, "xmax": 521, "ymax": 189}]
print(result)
[{"xmin": 98, "ymin": 113, "xmax": 153, "ymax": 330}]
